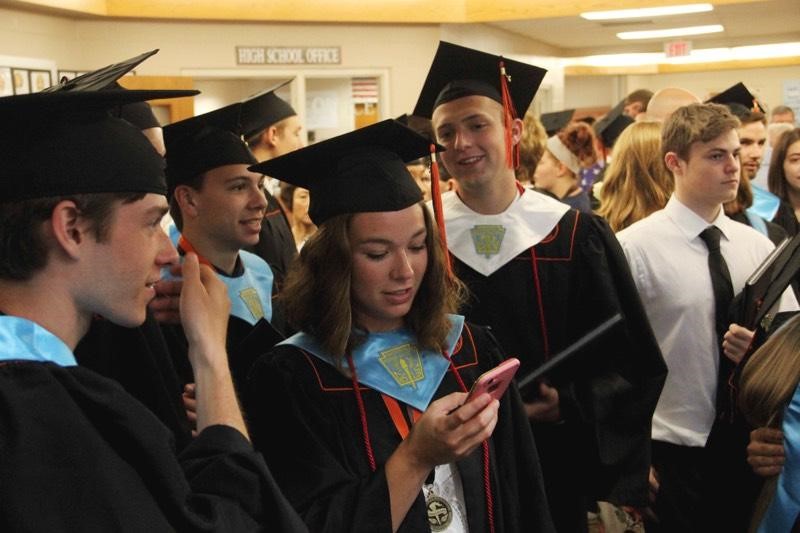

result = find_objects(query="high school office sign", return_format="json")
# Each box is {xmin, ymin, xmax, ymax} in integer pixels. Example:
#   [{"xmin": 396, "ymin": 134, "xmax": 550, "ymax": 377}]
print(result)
[{"xmin": 236, "ymin": 47, "xmax": 341, "ymax": 65}]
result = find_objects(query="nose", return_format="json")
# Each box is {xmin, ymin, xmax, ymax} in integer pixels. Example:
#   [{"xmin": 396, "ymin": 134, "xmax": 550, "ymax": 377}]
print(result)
[
  {"xmin": 729, "ymin": 153, "xmax": 741, "ymax": 173},
  {"xmin": 251, "ymin": 184, "xmax": 268, "ymax": 211},
  {"xmin": 156, "ymin": 228, "xmax": 180, "ymax": 268},
  {"xmin": 453, "ymin": 128, "xmax": 471, "ymax": 151},
  {"xmin": 391, "ymin": 250, "xmax": 414, "ymax": 281}
]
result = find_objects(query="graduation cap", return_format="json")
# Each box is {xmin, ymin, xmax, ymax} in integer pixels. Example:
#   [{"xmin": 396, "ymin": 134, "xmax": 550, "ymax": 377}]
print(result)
[
  {"xmin": 163, "ymin": 123, "xmax": 257, "ymax": 193},
  {"xmin": 167, "ymin": 80, "xmax": 296, "ymax": 144},
  {"xmin": 0, "ymin": 88, "xmax": 196, "ymax": 202},
  {"xmin": 44, "ymin": 49, "xmax": 157, "ymax": 93},
  {"xmin": 594, "ymin": 100, "xmax": 634, "ymax": 149},
  {"xmin": 540, "ymin": 109, "xmax": 575, "ymax": 136},
  {"xmin": 413, "ymin": 41, "xmax": 546, "ymax": 171},
  {"xmin": 250, "ymin": 119, "xmax": 438, "ymax": 225},
  {"xmin": 706, "ymin": 82, "xmax": 765, "ymax": 114}
]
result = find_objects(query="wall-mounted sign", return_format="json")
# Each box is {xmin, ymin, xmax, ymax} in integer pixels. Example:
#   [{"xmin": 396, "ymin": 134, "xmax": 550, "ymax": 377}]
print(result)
[
  {"xmin": 664, "ymin": 40, "xmax": 692, "ymax": 58},
  {"xmin": 236, "ymin": 47, "xmax": 341, "ymax": 65}
]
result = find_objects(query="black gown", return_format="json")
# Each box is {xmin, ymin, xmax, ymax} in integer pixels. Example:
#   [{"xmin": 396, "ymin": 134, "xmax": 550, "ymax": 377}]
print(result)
[
  {"xmin": 0, "ymin": 361, "xmax": 306, "ymax": 532},
  {"xmin": 76, "ymin": 311, "xmax": 194, "ymax": 450},
  {"xmin": 453, "ymin": 207, "xmax": 667, "ymax": 531},
  {"xmin": 245, "ymin": 323, "xmax": 555, "ymax": 533}
]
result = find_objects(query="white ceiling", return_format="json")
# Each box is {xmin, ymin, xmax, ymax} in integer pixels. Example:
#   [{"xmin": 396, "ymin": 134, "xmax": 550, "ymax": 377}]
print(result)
[{"xmin": 487, "ymin": 0, "xmax": 800, "ymax": 56}]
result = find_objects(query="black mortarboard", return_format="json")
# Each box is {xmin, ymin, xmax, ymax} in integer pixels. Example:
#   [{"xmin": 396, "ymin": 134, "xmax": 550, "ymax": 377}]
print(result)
[
  {"xmin": 163, "ymin": 123, "xmax": 258, "ymax": 193},
  {"xmin": 167, "ymin": 80, "xmax": 296, "ymax": 144},
  {"xmin": 413, "ymin": 41, "xmax": 546, "ymax": 120},
  {"xmin": 0, "ymin": 89, "xmax": 196, "ymax": 202},
  {"xmin": 540, "ymin": 109, "xmax": 575, "ymax": 136},
  {"xmin": 594, "ymin": 100, "xmax": 634, "ymax": 148},
  {"xmin": 706, "ymin": 82, "xmax": 765, "ymax": 114},
  {"xmin": 44, "ymin": 50, "xmax": 157, "ymax": 93},
  {"xmin": 250, "ymin": 119, "xmax": 438, "ymax": 225}
]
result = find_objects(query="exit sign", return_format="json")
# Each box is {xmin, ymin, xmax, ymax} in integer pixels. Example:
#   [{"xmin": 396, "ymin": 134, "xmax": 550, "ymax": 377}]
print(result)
[{"xmin": 665, "ymin": 40, "xmax": 692, "ymax": 58}]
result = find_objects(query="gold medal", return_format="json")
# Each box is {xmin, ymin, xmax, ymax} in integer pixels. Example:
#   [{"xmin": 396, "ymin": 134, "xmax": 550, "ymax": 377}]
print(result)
[{"xmin": 426, "ymin": 492, "xmax": 453, "ymax": 531}]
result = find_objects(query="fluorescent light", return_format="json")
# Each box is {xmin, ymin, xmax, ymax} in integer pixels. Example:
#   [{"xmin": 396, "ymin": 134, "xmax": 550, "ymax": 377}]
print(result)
[
  {"xmin": 617, "ymin": 24, "xmax": 724, "ymax": 40},
  {"xmin": 581, "ymin": 3, "xmax": 713, "ymax": 20}
]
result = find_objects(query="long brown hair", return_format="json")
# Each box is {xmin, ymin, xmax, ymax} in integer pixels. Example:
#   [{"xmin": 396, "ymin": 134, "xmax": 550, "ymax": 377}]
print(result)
[
  {"xmin": 597, "ymin": 121, "xmax": 673, "ymax": 232},
  {"xmin": 767, "ymin": 128, "xmax": 800, "ymax": 201},
  {"xmin": 280, "ymin": 203, "xmax": 466, "ymax": 363}
]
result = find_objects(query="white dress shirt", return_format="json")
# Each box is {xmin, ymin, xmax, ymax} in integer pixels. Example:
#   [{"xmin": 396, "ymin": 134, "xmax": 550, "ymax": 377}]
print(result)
[{"xmin": 617, "ymin": 195, "xmax": 799, "ymax": 447}]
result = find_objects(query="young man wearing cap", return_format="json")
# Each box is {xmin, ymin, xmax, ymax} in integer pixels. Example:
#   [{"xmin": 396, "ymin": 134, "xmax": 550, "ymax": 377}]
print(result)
[
  {"xmin": 0, "ymin": 89, "xmax": 305, "ymax": 531},
  {"xmin": 163, "ymin": 119, "xmax": 283, "ymax": 390},
  {"xmin": 617, "ymin": 103, "xmax": 798, "ymax": 532},
  {"xmin": 416, "ymin": 41, "xmax": 667, "ymax": 532}
]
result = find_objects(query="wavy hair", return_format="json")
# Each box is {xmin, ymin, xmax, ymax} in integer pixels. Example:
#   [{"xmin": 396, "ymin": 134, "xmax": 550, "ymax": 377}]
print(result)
[
  {"xmin": 279, "ymin": 203, "xmax": 466, "ymax": 364},
  {"xmin": 597, "ymin": 121, "xmax": 673, "ymax": 232}
]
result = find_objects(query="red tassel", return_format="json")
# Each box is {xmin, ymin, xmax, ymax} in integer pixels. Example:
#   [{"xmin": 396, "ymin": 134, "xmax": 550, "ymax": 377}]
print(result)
[
  {"xmin": 429, "ymin": 144, "xmax": 452, "ymax": 276},
  {"xmin": 499, "ymin": 60, "xmax": 519, "ymax": 170}
]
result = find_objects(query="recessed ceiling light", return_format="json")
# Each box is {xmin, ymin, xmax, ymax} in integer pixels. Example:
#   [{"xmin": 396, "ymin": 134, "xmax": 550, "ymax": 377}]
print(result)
[
  {"xmin": 581, "ymin": 3, "xmax": 713, "ymax": 20},
  {"xmin": 617, "ymin": 24, "xmax": 724, "ymax": 40}
]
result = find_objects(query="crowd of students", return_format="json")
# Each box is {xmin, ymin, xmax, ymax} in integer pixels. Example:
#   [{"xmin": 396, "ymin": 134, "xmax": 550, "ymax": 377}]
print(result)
[{"xmin": 1, "ymin": 41, "xmax": 800, "ymax": 532}]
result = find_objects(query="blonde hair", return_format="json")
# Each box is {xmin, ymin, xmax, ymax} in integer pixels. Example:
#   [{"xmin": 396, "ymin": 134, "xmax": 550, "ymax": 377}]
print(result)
[
  {"xmin": 739, "ymin": 314, "xmax": 800, "ymax": 531},
  {"xmin": 517, "ymin": 111, "xmax": 547, "ymax": 184},
  {"xmin": 596, "ymin": 121, "xmax": 673, "ymax": 232}
]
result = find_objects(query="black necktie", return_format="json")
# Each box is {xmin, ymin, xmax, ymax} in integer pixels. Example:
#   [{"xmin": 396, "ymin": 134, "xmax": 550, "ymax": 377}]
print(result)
[{"xmin": 699, "ymin": 226, "xmax": 734, "ymax": 342}]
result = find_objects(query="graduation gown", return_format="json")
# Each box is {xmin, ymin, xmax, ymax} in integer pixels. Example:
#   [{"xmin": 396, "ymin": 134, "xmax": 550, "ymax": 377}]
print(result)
[
  {"xmin": 245, "ymin": 323, "xmax": 555, "ymax": 533},
  {"xmin": 76, "ymin": 311, "xmax": 194, "ymax": 450},
  {"xmin": 446, "ymin": 192, "xmax": 666, "ymax": 529},
  {"xmin": 0, "ymin": 361, "xmax": 306, "ymax": 532}
]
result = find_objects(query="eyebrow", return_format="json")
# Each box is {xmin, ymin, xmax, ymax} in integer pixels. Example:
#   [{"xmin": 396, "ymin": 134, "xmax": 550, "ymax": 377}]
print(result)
[{"xmin": 357, "ymin": 228, "xmax": 427, "ymax": 245}]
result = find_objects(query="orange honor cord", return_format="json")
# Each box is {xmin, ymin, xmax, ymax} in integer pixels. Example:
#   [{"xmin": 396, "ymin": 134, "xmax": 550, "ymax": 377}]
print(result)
[
  {"xmin": 498, "ymin": 60, "xmax": 519, "ymax": 170},
  {"xmin": 177, "ymin": 235, "xmax": 214, "ymax": 269},
  {"xmin": 429, "ymin": 144, "xmax": 452, "ymax": 275}
]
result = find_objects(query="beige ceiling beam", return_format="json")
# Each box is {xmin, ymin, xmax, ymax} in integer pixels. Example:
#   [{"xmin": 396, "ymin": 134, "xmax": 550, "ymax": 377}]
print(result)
[{"xmin": 9, "ymin": 0, "xmax": 757, "ymax": 23}]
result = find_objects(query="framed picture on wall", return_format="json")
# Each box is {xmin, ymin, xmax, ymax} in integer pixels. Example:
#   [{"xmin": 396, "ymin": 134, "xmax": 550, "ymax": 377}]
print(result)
[
  {"xmin": 0, "ymin": 67, "xmax": 12, "ymax": 97},
  {"xmin": 12, "ymin": 68, "xmax": 29, "ymax": 95},
  {"xmin": 29, "ymin": 70, "xmax": 52, "ymax": 93}
]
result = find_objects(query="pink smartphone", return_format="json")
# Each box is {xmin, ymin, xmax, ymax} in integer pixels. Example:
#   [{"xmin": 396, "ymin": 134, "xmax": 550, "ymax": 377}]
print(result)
[{"xmin": 465, "ymin": 358, "xmax": 520, "ymax": 403}]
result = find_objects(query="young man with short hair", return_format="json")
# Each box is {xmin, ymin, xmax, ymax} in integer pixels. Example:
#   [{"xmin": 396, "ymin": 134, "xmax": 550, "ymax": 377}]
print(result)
[
  {"xmin": 617, "ymin": 103, "xmax": 798, "ymax": 532},
  {"xmin": 0, "ymin": 89, "xmax": 304, "ymax": 531},
  {"xmin": 416, "ymin": 41, "xmax": 667, "ymax": 533},
  {"xmin": 163, "ymin": 119, "xmax": 283, "ymax": 389}
]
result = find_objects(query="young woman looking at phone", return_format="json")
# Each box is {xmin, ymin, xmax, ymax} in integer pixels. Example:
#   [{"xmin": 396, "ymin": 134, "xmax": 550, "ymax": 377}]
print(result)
[{"xmin": 245, "ymin": 120, "xmax": 553, "ymax": 533}]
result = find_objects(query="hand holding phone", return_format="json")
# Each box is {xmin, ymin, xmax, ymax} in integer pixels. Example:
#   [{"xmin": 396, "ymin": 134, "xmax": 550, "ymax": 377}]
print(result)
[{"xmin": 465, "ymin": 358, "xmax": 520, "ymax": 403}]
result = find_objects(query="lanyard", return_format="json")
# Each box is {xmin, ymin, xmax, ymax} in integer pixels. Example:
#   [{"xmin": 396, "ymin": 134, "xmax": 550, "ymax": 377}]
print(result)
[{"xmin": 381, "ymin": 393, "xmax": 421, "ymax": 439}]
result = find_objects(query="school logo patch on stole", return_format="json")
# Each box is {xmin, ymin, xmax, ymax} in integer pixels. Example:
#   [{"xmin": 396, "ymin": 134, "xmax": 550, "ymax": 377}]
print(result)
[
  {"xmin": 426, "ymin": 495, "xmax": 453, "ymax": 531},
  {"xmin": 238, "ymin": 288, "xmax": 265, "ymax": 320},
  {"xmin": 378, "ymin": 343, "xmax": 424, "ymax": 389},
  {"xmin": 470, "ymin": 224, "xmax": 506, "ymax": 258}
]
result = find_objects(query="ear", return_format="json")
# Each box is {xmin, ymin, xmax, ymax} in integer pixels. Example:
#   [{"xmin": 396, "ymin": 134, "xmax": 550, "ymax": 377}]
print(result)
[
  {"xmin": 49, "ymin": 200, "xmax": 91, "ymax": 260},
  {"xmin": 664, "ymin": 151, "xmax": 683, "ymax": 175},
  {"xmin": 265, "ymin": 125, "xmax": 280, "ymax": 147},
  {"xmin": 174, "ymin": 185, "xmax": 200, "ymax": 219},
  {"xmin": 510, "ymin": 117, "xmax": 524, "ymax": 146}
]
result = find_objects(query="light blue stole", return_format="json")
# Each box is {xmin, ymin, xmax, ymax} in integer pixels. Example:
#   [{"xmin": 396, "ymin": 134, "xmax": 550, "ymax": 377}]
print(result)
[
  {"xmin": 0, "ymin": 316, "xmax": 76, "ymax": 366},
  {"xmin": 280, "ymin": 315, "xmax": 465, "ymax": 411},
  {"xmin": 164, "ymin": 229, "xmax": 274, "ymax": 325},
  {"xmin": 758, "ymin": 383, "xmax": 800, "ymax": 532}
]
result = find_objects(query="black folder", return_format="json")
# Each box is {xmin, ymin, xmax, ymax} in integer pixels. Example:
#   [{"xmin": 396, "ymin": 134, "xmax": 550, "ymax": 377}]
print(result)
[
  {"xmin": 517, "ymin": 313, "xmax": 623, "ymax": 393},
  {"xmin": 732, "ymin": 233, "xmax": 800, "ymax": 330}
]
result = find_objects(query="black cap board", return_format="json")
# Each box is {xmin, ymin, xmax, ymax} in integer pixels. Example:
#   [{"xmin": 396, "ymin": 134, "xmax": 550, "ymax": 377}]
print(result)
[
  {"xmin": 706, "ymin": 82, "xmax": 765, "ymax": 114},
  {"xmin": 594, "ymin": 100, "xmax": 634, "ymax": 148},
  {"xmin": 163, "ymin": 123, "xmax": 258, "ymax": 193},
  {"xmin": 540, "ymin": 109, "xmax": 575, "ymax": 136},
  {"xmin": 44, "ymin": 49, "xmax": 158, "ymax": 93},
  {"xmin": 165, "ymin": 80, "xmax": 296, "ymax": 144},
  {"xmin": 413, "ymin": 41, "xmax": 547, "ymax": 120},
  {"xmin": 0, "ymin": 89, "xmax": 196, "ymax": 202},
  {"xmin": 250, "ymin": 119, "xmax": 439, "ymax": 225}
]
